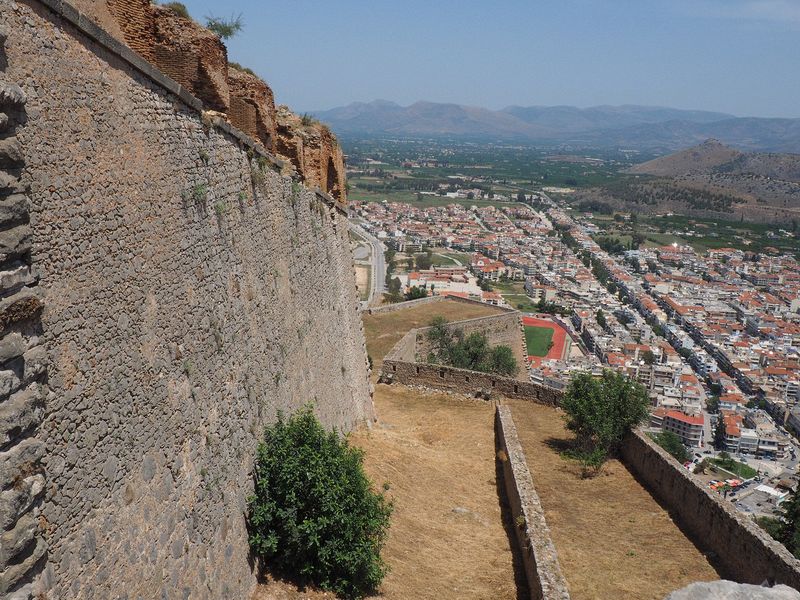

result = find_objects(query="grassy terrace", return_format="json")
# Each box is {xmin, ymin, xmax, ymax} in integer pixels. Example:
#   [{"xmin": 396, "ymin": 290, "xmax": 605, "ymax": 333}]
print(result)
[
  {"xmin": 508, "ymin": 399, "xmax": 721, "ymax": 599},
  {"xmin": 524, "ymin": 325, "xmax": 554, "ymax": 357},
  {"xmin": 709, "ymin": 456, "xmax": 758, "ymax": 480}
]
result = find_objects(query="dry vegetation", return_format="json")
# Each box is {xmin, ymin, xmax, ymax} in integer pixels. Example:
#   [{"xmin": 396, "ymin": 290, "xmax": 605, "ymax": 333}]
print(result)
[
  {"xmin": 508, "ymin": 399, "xmax": 721, "ymax": 600},
  {"xmin": 350, "ymin": 385, "xmax": 523, "ymax": 599}
]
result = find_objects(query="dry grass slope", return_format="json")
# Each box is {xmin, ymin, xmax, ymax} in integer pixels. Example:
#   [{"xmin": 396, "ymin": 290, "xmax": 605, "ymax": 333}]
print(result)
[{"xmin": 508, "ymin": 399, "xmax": 721, "ymax": 600}]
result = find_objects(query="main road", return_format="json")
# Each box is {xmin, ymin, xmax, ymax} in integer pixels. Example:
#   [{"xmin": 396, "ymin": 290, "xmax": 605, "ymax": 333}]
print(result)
[{"xmin": 348, "ymin": 220, "xmax": 386, "ymax": 307}]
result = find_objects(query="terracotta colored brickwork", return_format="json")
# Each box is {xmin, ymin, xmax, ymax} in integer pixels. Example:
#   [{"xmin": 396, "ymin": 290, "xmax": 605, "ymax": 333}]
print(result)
[
  {"xmin": 228, "ymin": 66, "xmax": 277, "ymax": 152},
  {"xmin": 276, "ymin": 106, "xmax": 348, "ymax": 201},
  {"xmin": 107, "ymin": 0, "xmax": 155, "ymax": 61},
  {"xmin": 151, "ymin": 5, "xmax": 229, "ymax": 112}
]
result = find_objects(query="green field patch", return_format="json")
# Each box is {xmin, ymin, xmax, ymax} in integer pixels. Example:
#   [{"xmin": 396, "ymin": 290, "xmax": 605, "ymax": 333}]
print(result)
[
  {"xmin": 709, "ymin": 456, "xmax": 757, "ymax": 479},
  {"xmin": 504, "ymin": 294, "xmax": 538, "ymax": 312},
  {"xmin": 524, "ymin": 325, "xmax": 554, "ymax": 357}
]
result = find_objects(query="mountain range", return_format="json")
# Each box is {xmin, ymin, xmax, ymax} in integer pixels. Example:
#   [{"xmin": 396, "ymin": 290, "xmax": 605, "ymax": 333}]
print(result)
[{"xmin": 312, "ymin": 100, "xmax": 800, "ymax": 153}]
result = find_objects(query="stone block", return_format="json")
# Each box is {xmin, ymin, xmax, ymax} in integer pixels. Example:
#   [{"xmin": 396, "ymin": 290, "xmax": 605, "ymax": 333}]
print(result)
[
  {"xmin": 0, "ymin": 439, "xmax": 44, "ymax": 487},
  {"xmin": 0, "ymin": 224, "xmax": 31, "ymax": 260},
  {"xmin": 0, "ymin": 385, "xmax": 44, "ymax": 447},
  {"xmin": 0, "ymin": 194, "xmax": 29, "ymax": 227},
  {"xmin": 0, "ymin": 512, "xmax": 38, "ymax": 567}
]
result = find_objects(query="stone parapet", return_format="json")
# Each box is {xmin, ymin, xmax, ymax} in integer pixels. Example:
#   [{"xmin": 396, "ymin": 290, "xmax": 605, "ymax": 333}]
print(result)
[{"xmin": 496, "ymin": 406, "xmax": 571, "ymax": 600}]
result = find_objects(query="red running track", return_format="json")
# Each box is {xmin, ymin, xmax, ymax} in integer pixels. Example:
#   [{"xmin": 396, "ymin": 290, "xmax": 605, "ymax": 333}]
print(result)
[{"xmin": 522, "ymin": 316, "xmax": 568, "ymax": 363}]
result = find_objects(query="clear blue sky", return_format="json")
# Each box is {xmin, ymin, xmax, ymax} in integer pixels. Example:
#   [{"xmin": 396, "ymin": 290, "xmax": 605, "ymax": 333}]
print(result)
[{"xmin": 179, "ymin": 0, "xmax": 800, "ymax": 117}]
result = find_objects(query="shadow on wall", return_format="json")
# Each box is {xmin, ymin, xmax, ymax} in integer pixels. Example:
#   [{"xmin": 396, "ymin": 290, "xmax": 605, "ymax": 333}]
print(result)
[{"xmin": 0, "ymin": 32, "xmax": 49, "ymax": 598}]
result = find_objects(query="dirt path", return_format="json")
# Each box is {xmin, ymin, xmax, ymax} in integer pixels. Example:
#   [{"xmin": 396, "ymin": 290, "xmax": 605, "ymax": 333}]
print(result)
[{"xmin": 508, "ymin": 400, "xmax": 721, "ymax": 600}]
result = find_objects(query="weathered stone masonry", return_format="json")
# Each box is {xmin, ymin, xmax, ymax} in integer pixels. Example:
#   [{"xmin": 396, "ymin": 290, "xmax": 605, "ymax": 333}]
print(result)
[
  {"xmin": 495, "ymin": 406, "xmax": 570, "ymax": 600},
  {"xmin": 0, "ymin": 28, "xmax": 49, "ymax": 600},
  {"xmin": 1, "ymin": 1, "xmax": 373, "ymax": 598}
]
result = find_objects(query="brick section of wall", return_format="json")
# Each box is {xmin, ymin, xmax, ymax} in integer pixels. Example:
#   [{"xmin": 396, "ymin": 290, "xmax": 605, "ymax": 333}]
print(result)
[
  {"xmin": 2, "ymin": 2, "xmax": 373, "ymax": 599},
  {"xmin": 496, "ymin": 406, "xmax": 571, "ymax": 600},
  {"xmin": 107, "ymin": 0, "xmax": 154, "ymax": 61},
  {"xmin": 152, "ymin": 44, "xmax": 199, "ymax": 91},
  {"xmin": 227, "ymin": 67, "xmax": 277, "ymax": 153},
  {"xmin": 0, "ymin": 30, "xmax": 49, "ymax": 599},
  {"xmin": 228, "ymin": 96, "xmax": 258, "ymax": 144},
  {"xmin": 621, "ymin": 430, "xmax": 800, "ymax": 589}
]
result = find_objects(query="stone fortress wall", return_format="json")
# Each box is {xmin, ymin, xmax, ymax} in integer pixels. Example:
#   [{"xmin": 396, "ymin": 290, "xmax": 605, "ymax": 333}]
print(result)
[
  {"xmin": 0, "ymin": 1, "xmax": 373, "ymax": 598},
  {"xmin": 495, "ymin": 406, "xmax": 570, "ymax": 600}
]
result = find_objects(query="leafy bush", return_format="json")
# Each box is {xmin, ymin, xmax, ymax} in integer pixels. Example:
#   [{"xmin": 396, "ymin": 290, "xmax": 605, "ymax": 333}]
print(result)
[
  {"xmin": 561, "ymin": 370, "xmax": 650, "ymax": 474},
  {"xmin": 425, "ymin": 317, "xmax": 518, "ymax": 376},
  {"xmin": 650, "ymin": 431, "xmax": 689, "ymax": 463},
  {"xmin": 248, "ymin": 408, "xmax": 391, "ymax": 599}
]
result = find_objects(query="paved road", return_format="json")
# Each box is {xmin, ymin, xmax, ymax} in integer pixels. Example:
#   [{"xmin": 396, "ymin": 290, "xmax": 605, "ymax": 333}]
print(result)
[{"xmin": 349, "ymin": 220, "xmax": 385, "ymax": 307}]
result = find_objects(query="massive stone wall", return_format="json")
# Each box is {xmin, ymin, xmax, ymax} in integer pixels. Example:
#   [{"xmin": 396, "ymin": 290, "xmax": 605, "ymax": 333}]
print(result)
[
  {"xmin": 1, "ymin": 1, "xmax": 372, "ymax": 598},
  {"xmin": 621, "ymin": 430, "xmax": 800, "ymax": 589}
]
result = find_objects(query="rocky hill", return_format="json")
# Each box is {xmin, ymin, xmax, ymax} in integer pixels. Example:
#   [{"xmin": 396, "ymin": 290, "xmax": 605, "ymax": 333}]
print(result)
[
  {"xmin": 627, "ymin": 139, "xmax": 800, "ymax": 181},
  {"xmin": 578, "ymin": 140, "xmax": 800, "ymax": 222}
]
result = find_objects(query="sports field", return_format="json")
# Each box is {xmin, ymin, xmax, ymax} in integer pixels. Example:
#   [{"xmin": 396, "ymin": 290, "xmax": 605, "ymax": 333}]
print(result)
[
  {"xmin": 522, "ymin": 316, "xmax": 568, "ymax": 361},
  {"xmin": 524, "ymin": 325, "xmax": 554, "ymax": 357}
]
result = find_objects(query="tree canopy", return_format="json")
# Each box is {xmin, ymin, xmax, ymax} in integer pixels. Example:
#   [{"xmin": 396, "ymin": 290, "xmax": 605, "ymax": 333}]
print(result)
[
  {"xmin": 561, "ymin": 370, "xmax": 650, "ymax": 474},
  {"xmin": 426, "ymin": 317, "xmax": 518, "ymax": 376}
]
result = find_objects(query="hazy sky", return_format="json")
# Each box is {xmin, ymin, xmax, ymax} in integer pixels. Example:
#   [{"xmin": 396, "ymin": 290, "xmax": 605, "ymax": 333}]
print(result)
[{"xmin": 179, "ymin": 0, "xmax": 800, "ymax": 117}]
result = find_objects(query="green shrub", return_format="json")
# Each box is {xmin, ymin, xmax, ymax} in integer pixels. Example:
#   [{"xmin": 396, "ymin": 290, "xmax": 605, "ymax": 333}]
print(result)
[
  {"xmin": 205, "ymin": 13, "xmax": 244, "ymax": 40},
  {"xmin": 248, "ymin": 408, "xmax": 391, "ymax": 599},
  {"xmin": 561, "ymin": 370, "xmax": 650, "ymax": 474},
  {"xmin": 650, "ymin": 431, "xmax": 690, "ymax": 463}
]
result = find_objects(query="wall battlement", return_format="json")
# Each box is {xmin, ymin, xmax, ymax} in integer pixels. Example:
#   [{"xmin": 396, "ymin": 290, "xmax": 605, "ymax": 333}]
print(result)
[{"xmin": 0, "ymin": 1, "xmax": 372, "ymax": 597}]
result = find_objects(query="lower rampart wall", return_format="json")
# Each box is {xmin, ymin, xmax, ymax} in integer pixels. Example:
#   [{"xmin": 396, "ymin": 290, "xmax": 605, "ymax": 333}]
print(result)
[
  {"xmin": 382, "ymin": 359, "xmax": 562, "ymax": 405},
  {"xmin": 621, "ymin": 430, "xmax": 800, "ymax": 589},
  {"xmin": 364, "ymin": 293, "xmax": 514, "ymax": 315},
  {"xmin": 495, "ymin": 406, "xmax": 571, "ymax": 600}
]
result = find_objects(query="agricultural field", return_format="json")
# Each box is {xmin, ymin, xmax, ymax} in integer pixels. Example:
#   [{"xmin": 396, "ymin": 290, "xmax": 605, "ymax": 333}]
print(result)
[
  {"xmin": 574, "ymin": 209, "xmax": 800, "ymax": 257},
  {"xmin": 343, "ymin": 136, "xmax": 635, "ymax": 211}
]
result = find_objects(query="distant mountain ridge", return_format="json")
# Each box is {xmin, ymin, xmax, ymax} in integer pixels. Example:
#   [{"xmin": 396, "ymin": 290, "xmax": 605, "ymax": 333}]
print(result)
[{"xmin": 312, "ymin": 100, "xmax": 800, "ymax": 153}]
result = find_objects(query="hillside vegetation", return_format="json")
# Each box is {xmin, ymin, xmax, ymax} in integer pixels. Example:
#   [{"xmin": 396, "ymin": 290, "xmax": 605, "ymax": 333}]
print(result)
[{"xmin": 577, "ymin": 139, "xmax": 800, "ymax": 222}]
